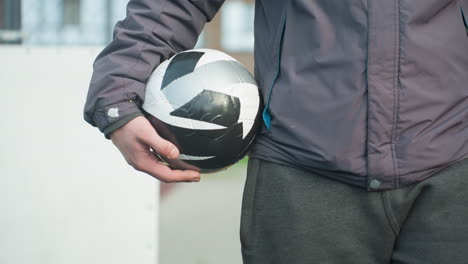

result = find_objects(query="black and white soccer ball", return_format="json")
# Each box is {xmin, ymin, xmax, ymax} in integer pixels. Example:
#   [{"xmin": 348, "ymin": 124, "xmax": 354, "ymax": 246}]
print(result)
[{"xmin": 143, "ymin": 49, "xmax": 261, "ymax": 173}]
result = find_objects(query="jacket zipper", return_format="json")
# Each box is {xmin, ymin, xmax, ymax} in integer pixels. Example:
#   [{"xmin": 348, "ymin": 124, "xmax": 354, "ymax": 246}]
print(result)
[{"xmin": 263, "ymin": 13, "xmax": 287, "ymax": 131}]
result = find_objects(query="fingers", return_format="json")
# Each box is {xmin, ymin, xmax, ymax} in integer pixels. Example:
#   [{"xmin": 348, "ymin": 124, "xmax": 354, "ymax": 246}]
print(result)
[
  {"xmin": 111, "ymin": 116, "xmax": 200, "ymax": 183},
  {"xmin": 131, "ymin": 150, "xmax": 200, "ymax": 183}
]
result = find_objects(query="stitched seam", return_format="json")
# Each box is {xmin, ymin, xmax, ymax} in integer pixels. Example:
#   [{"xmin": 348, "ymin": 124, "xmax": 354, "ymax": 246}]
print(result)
[
  {"xmin": 391, "ymin": 0, "xmax": 401, "ymax": 188},
  {"xmin": 396, "ymin": 0, "xmax": 403, "ymax": 187},
  {"xmin": 365, "ymin": 0, "xmax": 372, "ymax": 188},
  {"xmin": 381, "ymin": 191, "xmax": 399, "ymax": 236}
]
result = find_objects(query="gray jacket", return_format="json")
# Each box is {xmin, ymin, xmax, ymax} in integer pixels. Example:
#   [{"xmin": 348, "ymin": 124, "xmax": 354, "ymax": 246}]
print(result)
[{"xmin": 84, "ymin": 0, "xmax": 468, "ymax": 190}]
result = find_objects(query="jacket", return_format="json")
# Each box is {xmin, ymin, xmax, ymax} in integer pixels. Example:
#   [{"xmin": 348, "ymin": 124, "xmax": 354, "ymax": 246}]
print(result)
[{"xmin": 84, "ymin": 0, "xmax": 468, "ymax": 190}]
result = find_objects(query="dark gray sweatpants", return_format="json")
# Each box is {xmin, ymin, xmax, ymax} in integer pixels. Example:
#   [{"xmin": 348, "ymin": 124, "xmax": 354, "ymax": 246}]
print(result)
[{"xmin": 240, "ymin": 158, "xmax": 468, "ymax": 264}]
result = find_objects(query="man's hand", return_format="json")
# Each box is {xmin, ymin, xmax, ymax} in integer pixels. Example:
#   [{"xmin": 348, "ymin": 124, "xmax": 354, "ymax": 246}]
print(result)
[{"xmin": 110, "ymin": 116, "xmax": 201, "ymax": 183}]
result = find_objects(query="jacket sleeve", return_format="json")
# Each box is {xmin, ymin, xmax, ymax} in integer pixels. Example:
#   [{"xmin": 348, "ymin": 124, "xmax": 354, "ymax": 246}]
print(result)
[{"xmin": 83, "ymin": 0, "xmax": 225, "ymax": 138}]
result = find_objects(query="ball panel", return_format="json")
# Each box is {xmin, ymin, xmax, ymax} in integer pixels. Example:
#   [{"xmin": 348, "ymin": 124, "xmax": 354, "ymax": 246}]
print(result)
[
  {"xmin": 191, "ymin": 48, "xmax": 237, "ymax": 68},
  {"xmin": 170, "ymin": 89, "xmax": 241, "ymax": 127},
  {"xmin": 179, "ymin": 154, "xmax": 215, "ymax": 161},
  {"xmin": 161, "ymin": 51, "xmax": 204, "ymax": 90},
  {"xmin": 146, "ymin": 114, "xmax": 244, "ymax": 157},
  {"xmin": 159, "ymin": 60, "xmax": 256, "ymax": 110}
]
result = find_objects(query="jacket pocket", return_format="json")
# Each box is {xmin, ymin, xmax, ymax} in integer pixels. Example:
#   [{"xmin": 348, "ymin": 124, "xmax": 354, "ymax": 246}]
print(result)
[
  {"xmin": 253, "ymin": 0, "xmax": 289, "ymax": 133},
  {"xmin": 261, "ymin": 11, "xmax": 287, "ymax": 131}
]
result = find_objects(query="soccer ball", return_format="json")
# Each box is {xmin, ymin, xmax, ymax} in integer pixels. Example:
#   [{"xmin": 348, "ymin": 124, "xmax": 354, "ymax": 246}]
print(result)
[{"xmin": 143, "ymin": 49, "xmax": 261, "ymax": 173}]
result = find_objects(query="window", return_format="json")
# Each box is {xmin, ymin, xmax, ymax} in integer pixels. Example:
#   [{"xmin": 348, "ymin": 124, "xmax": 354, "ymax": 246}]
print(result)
[
  {"xmin": 63, "ymin": 0, "xmax": 80, "ymax": 26},
  {"xmin": 0, "ymin": 0, "xmax": 22, "ymax": 44}
]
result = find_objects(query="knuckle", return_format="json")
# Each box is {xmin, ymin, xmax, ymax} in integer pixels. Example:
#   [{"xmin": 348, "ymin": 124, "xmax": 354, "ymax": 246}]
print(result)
[
  {"xmin": 126, "ymin": 159, "xmax": 136, "ymax": 168},
  {"xmin": 160, "ymin": 172, "xmax": 178, "ymax": 183},
  {"xmin": 158, "ymin": 143, "xmax": 173, "ymax": 156},
  {"xmin": 130, "ymin": 160, "xmax": 145, "ymax": 172}
]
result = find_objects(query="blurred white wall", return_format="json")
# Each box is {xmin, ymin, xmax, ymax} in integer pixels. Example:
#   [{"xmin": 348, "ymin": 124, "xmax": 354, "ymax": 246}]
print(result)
[{"xmin": 0, "ymin": 47, "xmax": 159, "ymax": 264}]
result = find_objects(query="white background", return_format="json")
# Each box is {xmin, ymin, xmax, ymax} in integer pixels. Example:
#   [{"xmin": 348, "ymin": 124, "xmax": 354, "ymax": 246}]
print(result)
[{"xmin": 0, "ymin": 47, "xmax": 159, "ymax": 264}]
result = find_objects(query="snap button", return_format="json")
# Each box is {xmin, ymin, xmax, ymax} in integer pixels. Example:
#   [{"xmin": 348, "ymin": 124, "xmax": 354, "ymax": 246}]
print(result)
[{"xmin": 369, "ymin": 179, "xmax": 382, "ymax": 189}]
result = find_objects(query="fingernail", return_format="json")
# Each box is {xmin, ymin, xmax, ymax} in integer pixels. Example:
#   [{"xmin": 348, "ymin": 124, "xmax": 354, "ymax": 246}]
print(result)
[
  {"xmin": 192, "ymin": 177, "xmax": 200, "ymax": 182},
  {"xmin": 169, "ymin": 148, "xmax": 178, "ymax": 159}
]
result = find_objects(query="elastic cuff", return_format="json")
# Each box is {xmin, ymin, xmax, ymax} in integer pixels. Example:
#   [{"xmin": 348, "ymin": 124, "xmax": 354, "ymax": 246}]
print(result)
[
  {"xmin": 92, "ymin": 100, "xmax": 143, "ymax": 138},
  {"xmin": 103, "ymin": 112, "xmax": 144, "ymax": 139}
]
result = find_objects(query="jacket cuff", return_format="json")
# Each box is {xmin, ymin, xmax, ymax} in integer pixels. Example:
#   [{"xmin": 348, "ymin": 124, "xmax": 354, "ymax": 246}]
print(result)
[
  {"xmin": 92, "ymin": 100, "xmax": 144, "ymax": 139},
  {"xmin": 103, "ymin": 112, "xmax": 144, "ymax": 139}
]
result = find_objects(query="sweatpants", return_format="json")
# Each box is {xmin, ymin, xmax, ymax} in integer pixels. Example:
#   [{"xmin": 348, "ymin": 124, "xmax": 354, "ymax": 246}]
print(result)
[{"xmin": 240, "ymin": 158, "xmax": 468, "ymax": 264}]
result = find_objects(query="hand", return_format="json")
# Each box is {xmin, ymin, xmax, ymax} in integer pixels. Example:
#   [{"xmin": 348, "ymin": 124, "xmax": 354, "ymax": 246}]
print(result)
[{"xmin": 110, "ymin": 116, "xmax": 201, "ymax": 183}]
